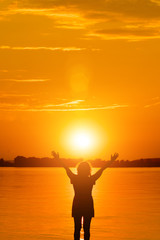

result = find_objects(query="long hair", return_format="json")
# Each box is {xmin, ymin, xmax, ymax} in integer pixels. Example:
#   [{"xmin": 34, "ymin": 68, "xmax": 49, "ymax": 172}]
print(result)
[{"xmin": 76, "ymin": 161, "xmax": 92, "ymax": 177}]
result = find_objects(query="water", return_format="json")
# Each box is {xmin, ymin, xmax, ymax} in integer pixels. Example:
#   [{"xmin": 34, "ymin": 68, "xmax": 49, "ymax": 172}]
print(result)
[{"xmin": 0, "ymin": 167, "xmax": 160, "ymax": 240}]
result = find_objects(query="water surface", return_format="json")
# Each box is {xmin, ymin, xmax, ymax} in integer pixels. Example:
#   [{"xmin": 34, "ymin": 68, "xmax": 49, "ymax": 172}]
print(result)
[{"xmin": 0, "ymin": 167, "xmax": 160, "ymax": 240}]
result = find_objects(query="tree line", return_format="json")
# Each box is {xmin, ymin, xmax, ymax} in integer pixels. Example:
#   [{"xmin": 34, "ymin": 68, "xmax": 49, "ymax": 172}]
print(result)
[{"xmin": 0, "ymin": 157, "xmax": 160, "ymax": 167}]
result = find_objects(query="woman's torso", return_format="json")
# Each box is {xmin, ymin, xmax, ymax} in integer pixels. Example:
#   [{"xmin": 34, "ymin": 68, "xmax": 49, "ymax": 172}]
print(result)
[{"xmin": 71, "ymin": 175, "xmax": 95, "ymax": 217}]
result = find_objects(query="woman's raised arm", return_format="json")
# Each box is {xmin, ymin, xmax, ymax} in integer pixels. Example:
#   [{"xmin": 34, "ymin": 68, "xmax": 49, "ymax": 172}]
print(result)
[
  {"xmin": 51, "ymin": 151, "xmax": 75, "ymax": 179},
  {"xmin": 91, "ymin": 153, "xmax": 119, "ymax": 181}
]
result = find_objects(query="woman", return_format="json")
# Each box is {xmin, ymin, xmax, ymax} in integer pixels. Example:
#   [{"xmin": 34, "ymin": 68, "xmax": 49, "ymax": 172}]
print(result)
[{"xmin": 52, "ymin": 151, "xmax": 119, "ymax": 240}]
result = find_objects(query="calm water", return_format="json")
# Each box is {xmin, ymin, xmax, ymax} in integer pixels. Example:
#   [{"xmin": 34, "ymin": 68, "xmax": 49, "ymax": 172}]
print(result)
[{"xmin": 0, "ymin": 167, "xmax": 160, "ymax": 240}]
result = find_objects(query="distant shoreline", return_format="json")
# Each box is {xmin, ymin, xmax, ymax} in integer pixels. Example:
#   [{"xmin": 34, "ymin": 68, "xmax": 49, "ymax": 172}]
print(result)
[
  {"xmin": 1, "ymin": 157, "xmax": 160, "ymax": 168},
  {"xmin": 1, "ymin": 166, "xmax": 160, "ymax": 168}
]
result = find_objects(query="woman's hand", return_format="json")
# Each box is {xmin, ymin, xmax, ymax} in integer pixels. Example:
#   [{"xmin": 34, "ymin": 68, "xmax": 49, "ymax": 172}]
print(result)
[
  {"xmin": 51, "ymin": 151, "xmax": 73, "ymax": 177},
  {"xmin": 51, "ymin": 151, "xmax": 59, "ymax": 160},
  {"xmin": 110, "ymin": 152, "xmax": 119, "ymax": 162}
]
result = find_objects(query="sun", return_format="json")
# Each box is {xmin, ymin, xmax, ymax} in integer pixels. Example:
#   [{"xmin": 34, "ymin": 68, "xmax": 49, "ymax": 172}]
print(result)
[
  {"xmin": 71, "ymin": 130, "xmax": 92, "ymax": 150},
  {"xmin": 62, "ymin": 121, "xmax": 107, "ymax": 158}
]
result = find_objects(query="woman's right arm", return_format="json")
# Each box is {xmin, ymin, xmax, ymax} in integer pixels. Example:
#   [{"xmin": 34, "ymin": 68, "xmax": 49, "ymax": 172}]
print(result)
[
  {"xmin": 91, "ymin": 153, "xmax": 119, "ymax": 181},
  {"xmin": 51, "ymin": 151, "xmax": 75, "ymax": 179}
]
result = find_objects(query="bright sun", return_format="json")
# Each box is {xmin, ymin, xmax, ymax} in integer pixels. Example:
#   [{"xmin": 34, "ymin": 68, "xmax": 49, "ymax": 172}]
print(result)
[
  {"xmin": 71, "ymin": 130, "xmax": 92, "ymax": 150},
  {"xmin": 62, "ymin": 121, "xmax": 106, "ymax": 158}
]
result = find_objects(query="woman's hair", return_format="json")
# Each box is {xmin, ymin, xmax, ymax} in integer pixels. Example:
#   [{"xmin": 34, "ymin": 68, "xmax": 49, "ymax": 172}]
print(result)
[{"xmin": 76, "ymin": 161, "xmax": 92, "ymax": 177}]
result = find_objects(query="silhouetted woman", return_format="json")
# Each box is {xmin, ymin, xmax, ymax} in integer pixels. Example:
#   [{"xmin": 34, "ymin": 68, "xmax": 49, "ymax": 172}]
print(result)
[{"xmin": 52, "ymin": 151, "xmax": 119, "ymax": 240}]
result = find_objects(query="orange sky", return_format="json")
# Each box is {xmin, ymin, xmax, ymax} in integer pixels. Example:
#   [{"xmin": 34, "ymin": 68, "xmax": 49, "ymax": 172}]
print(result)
[{"xmin": 0, "ymin": 0, "xmax": 160, "ymax": 160}]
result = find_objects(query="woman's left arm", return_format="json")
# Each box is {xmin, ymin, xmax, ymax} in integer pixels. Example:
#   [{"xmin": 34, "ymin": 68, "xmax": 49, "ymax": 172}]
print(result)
[{"xmin": 91, "ymin": 153, "xmax": 119, "ymax": 181}]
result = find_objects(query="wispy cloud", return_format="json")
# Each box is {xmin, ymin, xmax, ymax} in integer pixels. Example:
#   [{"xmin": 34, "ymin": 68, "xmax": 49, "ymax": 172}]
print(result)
[
  {"xmin": 0, "ymin": 103, "xmax": 29, "ymax": 111},
  {"xmin": 44, "ymin": 100, "xmax": 85, "ymax": 108},
  {"xmin": 144, "ymin": 102, "xmax": 160, "ymax": 108},
  {"xmin": 87, "ymin": 21, "xmax": 160, "ymax": 41},
  {"xmin": 0, "ymin": 93, "xmax": 30, "ymax": 98},
  {"xmin": 144, "ymin": 97, "xmax": 160, "ymax": 108},
  {"xmin": 1, "ymin": 6, "xmax": 88, "ymax": 29},
  {"xmin": 23, "ymin": 104, "xmax": 128, "ymax": 112},
  {"xmin": 1, "ymin": 1, "xmax": 160, "ymax": 41},
  {"xmin": 149, "ymin": 0, "xmax": 160, "ymax": 7},
  {"xmin": 0, "ymin": 69, "xmax": 26, "ymax": 73},
  {"xmin": 0, "ymin": 100, "xmax": 128, "ymax": 112},
  {"xmin": 0, "ymin": 45, "xmax": 86, "ymax": 51},
  {"xmin": 11, "ymin": 7, "xmax": 78, "ymax": 17},
  {"xmin": 151, "ymin": 96, "xmax": 160, "ymax": 100},
  {"xmin": 0, "ymin": 78, "xmax": 50, "ymax": 82}
]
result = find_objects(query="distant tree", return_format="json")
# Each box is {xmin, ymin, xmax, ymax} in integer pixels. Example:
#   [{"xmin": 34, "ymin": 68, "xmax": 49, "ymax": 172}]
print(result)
[
  {"xmin": 0, "ymin": 158, "xmax": 4, "ymax": 166},
  {"xmin": 14, "ymin": 156, "xmax": 26, "ymax": 167}
]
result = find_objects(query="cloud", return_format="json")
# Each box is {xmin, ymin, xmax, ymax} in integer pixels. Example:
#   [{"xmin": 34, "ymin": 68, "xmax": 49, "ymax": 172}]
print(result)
[
  {"xmin": 151, "ymin": 0, "xmax": 160, "ymax": 6},
  {"xmin": 151, "ymin": 96, "xmax": 160, "ymax": 100},
  {"xmin": 0, "ymin": 6, "xmax": 88, "ymax": 29},
  {"xmin": 144, "ymin": 96, "xmax": 160, "ymax": 108},
  {"xmin": 0, "ymin": 93, "xmax": 30, "ymax": 98},
  {"xmin": 87, "ymin": 24, "xmax": 160, "ymax": 40},
  {"xmin": 7, "ymin": 0, "xmax": 160, "ymax": 19},
  {"xmin": 6, "ymin": 0, "xmax": 160, "ymax": 21},
  {"xmin": 0, "ymin": 103, "xmax": 29, "ymax": 111},
  {"xmin": 0, "ymin": 92, "xmax": 33, "ymax": 108},
  {"xmin": 0, "ymin": 97, "xmax": 128, "ymax": 112},
  {"xmin": 12, "ymin": 7, "xmax": 81, "ymax": 21},
  {"xmin": 0, "ymin": 45, "xmax": 86, "ymax": 51},
  {"xmin": 45, "ymin": 100, "xmax": 85, "ymax": 108},
  {"xmin": 144, "ymin": 102, "xmax": 160, "ymax": 108},
  {"xmin": 0, "ymin": 78, "xmax": 50, "ymax": 82},
  {"xmin": 1, "ymin": 1, "xmax": 160, "ymax": 42},
  {"xmin": 23, "ymin": 104, "xmax": 128, "ymax": 112}
]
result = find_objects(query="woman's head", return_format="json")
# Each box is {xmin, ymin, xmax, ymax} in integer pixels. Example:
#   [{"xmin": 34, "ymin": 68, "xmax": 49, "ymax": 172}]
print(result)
[{"xmin": 77, "ymin": 161, "xmax": 92, "ymax": 177}]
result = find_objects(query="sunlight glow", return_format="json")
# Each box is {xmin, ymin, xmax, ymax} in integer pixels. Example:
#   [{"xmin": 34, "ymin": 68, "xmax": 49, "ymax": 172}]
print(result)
[
  {"xmin": 62, "ymin": 121, "xmax": 107, "ymax": 158},
  {"xmin": 71, "ymin": 130, "xmax": 92, "ymax": 150}
]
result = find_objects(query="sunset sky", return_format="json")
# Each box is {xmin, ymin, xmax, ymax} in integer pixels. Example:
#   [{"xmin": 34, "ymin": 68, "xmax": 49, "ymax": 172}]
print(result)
[{"xmin": 0, "ymin": 0, "xmax": 160, "ymax": 160}]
